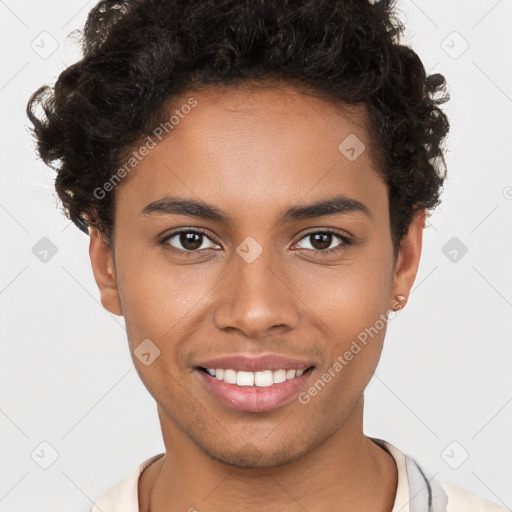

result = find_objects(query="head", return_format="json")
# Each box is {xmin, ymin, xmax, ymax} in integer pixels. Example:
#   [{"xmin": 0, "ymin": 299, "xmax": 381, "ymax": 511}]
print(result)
[{"xmin": 27, "ymin": 0, "xmax": 449, "ymax": 467}]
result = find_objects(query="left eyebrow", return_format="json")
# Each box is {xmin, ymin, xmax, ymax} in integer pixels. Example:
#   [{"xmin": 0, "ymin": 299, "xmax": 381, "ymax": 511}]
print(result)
[
  {"xmin": 278, "ymin": 194, "xmax": 371, "ymax": 224},
  {"xmin": 140, "ymin": 194, "xmax": 371, "ymax": 223}
]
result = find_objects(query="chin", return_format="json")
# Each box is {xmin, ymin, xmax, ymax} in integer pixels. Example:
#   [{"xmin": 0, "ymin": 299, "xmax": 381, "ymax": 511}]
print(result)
[{"xmin": 201, "ymin": 440, "xmax": 306, "ymax": 469}]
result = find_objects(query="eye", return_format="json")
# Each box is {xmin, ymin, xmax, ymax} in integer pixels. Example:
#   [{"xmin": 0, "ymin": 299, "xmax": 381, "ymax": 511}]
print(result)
[
  {"xmin": 160, "ymin": 229, "xmax": 219, "ymax": 254},
  {"xmin": 159, "ymin": 228, "xmax": 351, "ymax": 257},
  {"xmin": 294, "ymin": 230, "xmax": 351, "ymax": 255}
]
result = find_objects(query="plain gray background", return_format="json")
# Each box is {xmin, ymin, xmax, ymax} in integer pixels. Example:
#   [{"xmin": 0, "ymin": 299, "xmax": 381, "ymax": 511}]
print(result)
[{"xmin": 1, "ymin": 0, "xmax": 511, "ymax": 510}]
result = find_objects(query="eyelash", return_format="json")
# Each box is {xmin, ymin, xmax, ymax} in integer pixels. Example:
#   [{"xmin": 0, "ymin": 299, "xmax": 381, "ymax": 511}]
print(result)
[{"xmin": 159, "ymin": 228, "xmax": 352, "ymax": 257}]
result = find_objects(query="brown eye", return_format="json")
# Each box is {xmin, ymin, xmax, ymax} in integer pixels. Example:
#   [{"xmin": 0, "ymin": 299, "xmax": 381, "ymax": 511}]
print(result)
[
  {"xmin": 162, "ymin": 230, "xmax": 218, "ymax": 252},
  {"xmin": 295, "ymin": 231, "xmax": 350, "ymax": 254},
  {"xmin": 310, "ymin": 233, "xmax": 333, "ymax": 251},
  {"xmin": 178, "ymin": 232, "xmax": 203, "ymax": 251}
]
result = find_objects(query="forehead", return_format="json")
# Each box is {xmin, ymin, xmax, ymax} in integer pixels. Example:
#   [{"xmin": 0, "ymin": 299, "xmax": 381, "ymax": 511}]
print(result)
[
  {"xmin": 172, "ymin": 82, "xmax": 372, "ymax": 148},
  {"xmin": 114, "ymin": 83, "xmax": 387, "ymax": 220}
]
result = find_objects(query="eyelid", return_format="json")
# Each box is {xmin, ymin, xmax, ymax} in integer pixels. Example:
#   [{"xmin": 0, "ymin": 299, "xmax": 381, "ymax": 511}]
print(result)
[{"xmin": 294, "ymin": 227, "xmax": 352, "ymax": 243}]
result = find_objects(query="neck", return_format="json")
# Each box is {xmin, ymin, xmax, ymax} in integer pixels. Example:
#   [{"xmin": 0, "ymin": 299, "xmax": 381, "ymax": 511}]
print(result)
[{"xmin": 139, "ymin": 397, "xmax": 397, "ymax": 512}]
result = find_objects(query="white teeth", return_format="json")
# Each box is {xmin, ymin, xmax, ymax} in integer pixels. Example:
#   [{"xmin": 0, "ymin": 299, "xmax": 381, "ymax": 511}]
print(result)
[
  {"xmin": 204, "ymin": 367, "xmax": 307, "ymax": 387},
  {"xmin": 223, "ymin": 369, "xmax": 237, "ymax": 384},
  {"xmin": 236, "ymin": 371, "xmax": 254, "ymax": 386},
  {"xmin": 273, "ymin": 369, "xmax": 287, "ymax": 384},
  {"xmin": 286, "ymin": 369, "xmax": 296, "ymax": 379},
  {"xmin": 254, "ymin": 370, "xmax": 274, "ymax": 387}
]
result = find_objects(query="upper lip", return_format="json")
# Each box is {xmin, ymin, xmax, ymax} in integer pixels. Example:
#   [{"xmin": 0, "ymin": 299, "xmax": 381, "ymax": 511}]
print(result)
[{"xmin": 195, "ymin": 354, "xmax": 314, "ymax": 372}]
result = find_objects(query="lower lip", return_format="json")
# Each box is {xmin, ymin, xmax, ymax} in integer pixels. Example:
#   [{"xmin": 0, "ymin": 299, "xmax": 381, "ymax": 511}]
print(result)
[{"xmin": 196, "ymin": 368, "xmax": 314, "ymax": 412}]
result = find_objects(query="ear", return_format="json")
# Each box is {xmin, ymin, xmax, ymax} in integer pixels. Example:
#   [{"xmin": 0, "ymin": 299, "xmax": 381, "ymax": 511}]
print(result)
[
  {"xmin": 391, "ymin": 209, "xmax": 427, "ymax": 309},
  {"xmin": 88, "ymin": 226, "xmax": 123, "ymax": 316}
]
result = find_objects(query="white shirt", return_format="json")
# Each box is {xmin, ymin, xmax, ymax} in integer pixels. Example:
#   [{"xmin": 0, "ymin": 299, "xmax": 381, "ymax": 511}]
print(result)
[{"xmin": 90, "ymin": 439, "xmax": 509, "ymax": 512}]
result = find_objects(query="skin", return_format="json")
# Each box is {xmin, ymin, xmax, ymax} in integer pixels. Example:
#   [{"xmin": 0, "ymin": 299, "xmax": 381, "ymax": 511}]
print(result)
[{"xmin": 88, "ymin": 83, "xmax": 426, "ymax": 511}]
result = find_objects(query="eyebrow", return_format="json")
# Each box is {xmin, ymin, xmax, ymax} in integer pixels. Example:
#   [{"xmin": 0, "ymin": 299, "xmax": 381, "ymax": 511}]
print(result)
[{"xmin": 141, "ymin": 194, "xmax": 371, "ymax": 224}]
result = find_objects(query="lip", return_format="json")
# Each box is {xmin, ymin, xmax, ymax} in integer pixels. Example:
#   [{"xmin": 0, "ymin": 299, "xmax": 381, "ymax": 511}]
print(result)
[
  {"xmin": 195, "ymin": 354, "xmax": 314, "ymax": 372},
  {"xmin": 195, "ymin": 366, "xmax": 315, "ymax": 412}
]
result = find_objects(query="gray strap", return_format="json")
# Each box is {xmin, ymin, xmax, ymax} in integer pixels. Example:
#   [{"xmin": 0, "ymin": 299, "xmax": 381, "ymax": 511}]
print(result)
[{"xmin": 405, "ymin": 454, "xmax": 448, "ymax": 512}]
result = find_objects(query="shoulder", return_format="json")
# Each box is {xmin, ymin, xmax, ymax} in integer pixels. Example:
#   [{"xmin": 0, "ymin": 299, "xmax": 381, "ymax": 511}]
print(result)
[
  {"xmin": 440, "ymin": 480, "xmax": 510, "ymax": 512},
  {"xmin": 90, "ymin": 453, "xmax": 165, "ymax": 512}
]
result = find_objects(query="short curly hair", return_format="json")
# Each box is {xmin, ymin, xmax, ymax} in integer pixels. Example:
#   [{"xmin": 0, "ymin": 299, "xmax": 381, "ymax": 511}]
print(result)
[{"xmin": 27, "ymin": 0, "xmax": 449, "ymax": 252}]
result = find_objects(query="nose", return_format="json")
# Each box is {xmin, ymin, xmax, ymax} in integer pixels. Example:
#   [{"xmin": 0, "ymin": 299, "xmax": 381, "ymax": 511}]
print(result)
[{"xmin": 214, "ymin": 246, "xmax": 300, "ymax": 339}]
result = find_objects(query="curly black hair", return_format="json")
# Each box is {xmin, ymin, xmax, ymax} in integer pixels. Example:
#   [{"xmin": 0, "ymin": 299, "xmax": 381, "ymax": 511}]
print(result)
[{"xmin": 27, "ymin": 0, "xmax": 449, "ymax": 252}]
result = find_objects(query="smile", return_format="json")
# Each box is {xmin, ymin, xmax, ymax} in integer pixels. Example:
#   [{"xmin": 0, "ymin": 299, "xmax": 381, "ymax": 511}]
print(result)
[
  {"xmin": 200, "ymin": 367, "xmax": 305, "ymax": 387},
  {"xmin": 196, "ymin": 366, "xmax": 315, "ymax": 412}
]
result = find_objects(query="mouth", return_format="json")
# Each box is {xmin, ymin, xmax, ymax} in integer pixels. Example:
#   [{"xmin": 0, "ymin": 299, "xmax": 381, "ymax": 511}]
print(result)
[
  {"xmin": 195, "ymin": 365, "xmax": 315, "ymax": 412},
  {"xmin": 197, "ymin": 366, "xmax": 313, "ymax": 386}
]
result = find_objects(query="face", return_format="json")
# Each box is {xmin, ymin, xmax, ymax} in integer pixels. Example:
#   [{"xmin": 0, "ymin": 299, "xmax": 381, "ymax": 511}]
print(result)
[{"xmin": 89, "ymin": 83, "xmax": 424, "ymax": 468}]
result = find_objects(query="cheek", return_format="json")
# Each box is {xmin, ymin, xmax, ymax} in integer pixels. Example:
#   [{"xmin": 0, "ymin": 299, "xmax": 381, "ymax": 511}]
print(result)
[
  {"xmin": 115, "ymin": 245, "xmax": 206, "ymax": 333},
  {"xmin": 303, "ymin": 245, "xmax": 394, "ymax": 387},
  {"xmin": 113, "ymin": 246, "xmax": 220, "ymax": 393},
  {"xmin": 309, "ymin": 254, "xmax": 394, "ymax": 336}
]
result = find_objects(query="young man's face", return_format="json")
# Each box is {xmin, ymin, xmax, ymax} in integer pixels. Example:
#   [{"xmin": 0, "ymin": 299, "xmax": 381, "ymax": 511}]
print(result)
[{"xmin": 90, "ymin": 84, "xmax": 424, "ymax": 468}]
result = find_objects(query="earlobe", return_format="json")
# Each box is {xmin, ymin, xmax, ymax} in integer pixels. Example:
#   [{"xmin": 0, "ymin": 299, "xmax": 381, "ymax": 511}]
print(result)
[
  {"xmin": 390, "ymin": 209, "xmax": 427, "ymax": 310},
  {"xmin": 88, "ymin": 226, "xmax": 124, "ymax": 316}
]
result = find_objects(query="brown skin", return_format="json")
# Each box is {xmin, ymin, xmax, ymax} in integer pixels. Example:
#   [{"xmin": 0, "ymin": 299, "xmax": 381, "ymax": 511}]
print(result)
[{"xmin": 88, "ymin": 83, "xmax": 426, "ymax": 511}]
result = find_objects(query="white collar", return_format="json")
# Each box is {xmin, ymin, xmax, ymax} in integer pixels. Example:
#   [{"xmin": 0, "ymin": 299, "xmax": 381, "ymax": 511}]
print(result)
[{"xmin": 370, "ymin": 437, "xmax": 411, "ymax": 512}]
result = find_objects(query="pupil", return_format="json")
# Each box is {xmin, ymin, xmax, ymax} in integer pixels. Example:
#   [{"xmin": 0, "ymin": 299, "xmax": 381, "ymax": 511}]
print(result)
[
  {"xmin": 312, "ymin": 233, "xmax": 331, "ymax": 250},
  {"xmin": 181, "ymin": 232, "xmax": 202, "ymax": 250}
]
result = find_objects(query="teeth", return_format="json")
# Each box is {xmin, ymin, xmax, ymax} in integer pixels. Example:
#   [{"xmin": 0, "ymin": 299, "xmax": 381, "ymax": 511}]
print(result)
[
  {"xmin": 273, "ymin": 369, "xmax": 287, "ymax": 384},
  {"xmin": 254, "ymin": 370, "xmax": 273, "ymax": 387},
  {"xmin": 223, "ymin": 369, "xmax": 237, "ymax": 384},
  {"xmin": 204, "ymin": 367, "xmax": 307, "ymax": 387},
  {"xmin": 236, "ymin": 371, "xmax": 254, "ymax": 386}
]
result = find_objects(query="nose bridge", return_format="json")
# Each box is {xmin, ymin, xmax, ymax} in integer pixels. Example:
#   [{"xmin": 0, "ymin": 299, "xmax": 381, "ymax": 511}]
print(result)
[{"xmin": 214, "ymin": 239, "xmax": 299, "ymax": 337}]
